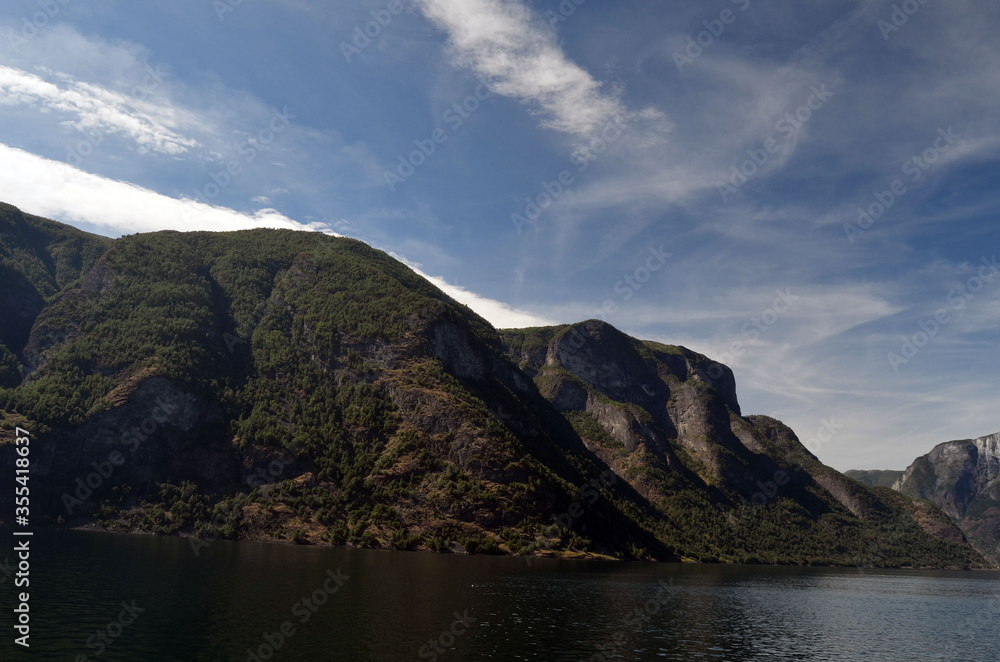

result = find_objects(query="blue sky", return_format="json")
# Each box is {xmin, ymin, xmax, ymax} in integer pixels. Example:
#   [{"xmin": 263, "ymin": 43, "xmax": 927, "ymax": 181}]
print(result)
[{"xmin": 0, "ymin": 0, "xmax": 998, "ymax": 471}]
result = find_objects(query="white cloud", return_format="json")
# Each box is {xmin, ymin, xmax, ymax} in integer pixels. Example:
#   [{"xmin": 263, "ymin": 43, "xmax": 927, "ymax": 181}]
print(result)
[
  {"xmin": 0, "ymin": 140, "xmax": 551, "ymax": 332},
  {"xmin": 0, "ymin": 143, "xmax": 331, "ymax": 235},
  {"xmin": 0, "ymin": 24, "xmax": 385, "ymax": 207},
  {"xmin": 413, "ymin": 0, "xmax": 630, "ymax": 138},
  {"xmin": 395, "ymin": 256, "xmax": 556, "ymax": 329},
  {"xmin": 0, "ymin": 64, "xmax": 198, "ymax": 155},
  {"xmin": 422, "ymin": 272, "xmax": 556, "ymax": 328}
]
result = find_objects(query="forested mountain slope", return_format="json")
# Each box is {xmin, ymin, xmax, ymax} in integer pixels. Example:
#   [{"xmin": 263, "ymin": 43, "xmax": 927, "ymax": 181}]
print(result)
[{"xmin": 0, "ymin": 204, "xmax": 989, "ymax": 568}]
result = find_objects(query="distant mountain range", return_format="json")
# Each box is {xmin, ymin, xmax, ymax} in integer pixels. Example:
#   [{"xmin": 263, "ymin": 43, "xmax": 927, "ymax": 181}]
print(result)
[
  {"xmin": 844, "ymin": 470, "xmax": 903, "ymax": 489},
  {"xmin": 850, "ymin": 433, "xmax": 1000, "ymax": 565},
  {"xmin": 0, "ymin": 202, "xmax": 992, "ymax": 568}
]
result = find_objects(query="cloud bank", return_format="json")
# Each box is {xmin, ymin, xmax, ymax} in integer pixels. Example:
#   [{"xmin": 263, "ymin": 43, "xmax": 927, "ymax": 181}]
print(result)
[{"xmin": 0, "ymin": 143, "xmax": 328, "ymax": 235}]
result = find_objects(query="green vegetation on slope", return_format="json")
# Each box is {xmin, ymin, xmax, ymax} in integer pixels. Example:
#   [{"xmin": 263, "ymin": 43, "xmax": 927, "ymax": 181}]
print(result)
[
  {"xmin": 0, "ymin": 225, "xmax": 668, "ymax": 558},
  {"xmin": 0, "ymin": 207, "xmax": 990, "ymax": 568},
  {"xmin": 845, "ymin": 470, "xmax": 904, "ymax": 489},
  {"xmin": 500, "ymin": 328, "xmax": 988, "ymax": 569},
  {"xmin": 0, "ymin": 203, "xmax": 112, "ymax": 388}
]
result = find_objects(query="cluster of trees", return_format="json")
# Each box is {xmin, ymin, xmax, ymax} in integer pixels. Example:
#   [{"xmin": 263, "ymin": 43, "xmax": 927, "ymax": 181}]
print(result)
[{"xmin": 0, "ymin": 219, "xmax": 987, "ymax": 567}]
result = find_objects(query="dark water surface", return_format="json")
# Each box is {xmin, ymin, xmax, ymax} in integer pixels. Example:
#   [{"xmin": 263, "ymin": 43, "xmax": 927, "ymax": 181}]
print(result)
[{"xmin": 1, "ymin": 527, "xmax": 998, "ymax": 661}]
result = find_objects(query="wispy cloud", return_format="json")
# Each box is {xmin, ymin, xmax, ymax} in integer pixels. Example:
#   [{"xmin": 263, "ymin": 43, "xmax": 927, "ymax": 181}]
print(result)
[
  {"xmin": 0, "ymin": 23, "xmax": 385, "ymax": 211},
  {"xmin": 0, "ymin": 64, "xmax": 198, "ymax": 155},
  {"xmin": 413, "ymin": 0, "xmax": 631, "ymax": 138}
]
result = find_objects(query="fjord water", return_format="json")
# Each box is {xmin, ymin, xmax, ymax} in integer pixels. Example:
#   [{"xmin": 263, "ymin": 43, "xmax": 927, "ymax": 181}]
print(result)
[{"xmin": 2, "ymin": 528, "xmax": 998, "ymax": 661}]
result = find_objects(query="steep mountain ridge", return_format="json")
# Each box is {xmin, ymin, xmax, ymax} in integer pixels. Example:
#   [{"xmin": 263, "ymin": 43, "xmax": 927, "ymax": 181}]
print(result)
[
  {"xmin": 503, "ymin": 322, "xmax": 984, "ymax": 565},
  {"xmin": 890, "ymin": 432, "xmax": 1000, "ymax": 564},
  {"xmin": 0, "ymin": 204, "xmax": 990, "ymax": 568}
]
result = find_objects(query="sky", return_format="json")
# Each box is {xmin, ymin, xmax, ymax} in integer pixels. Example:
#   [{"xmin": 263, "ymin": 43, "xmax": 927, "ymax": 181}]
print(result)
[{"xmin": 0, "ymin": 0, "xmax": 997, "ymax": 471}]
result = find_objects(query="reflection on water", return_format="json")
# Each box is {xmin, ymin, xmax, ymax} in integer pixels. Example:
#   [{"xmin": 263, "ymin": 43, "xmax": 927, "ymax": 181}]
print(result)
[{"xmin": 0, "ymin": 527, "xmax": 997, "ymax": 661}]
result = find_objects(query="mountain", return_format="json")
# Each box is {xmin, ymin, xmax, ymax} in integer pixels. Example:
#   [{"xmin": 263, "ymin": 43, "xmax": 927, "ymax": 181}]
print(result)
[
  {"xmin": 503, "ymin": 323, "xmax": 985, "ymax": 566},
  {"xmin": 0, "ymin": 203, "xmax": 990, "ymax": 568},
  {"xmin": 0, "ymin": 203, "xmax": 111, "ymax": 387},
  {"xmin": 845, "ymin": 470, "xmax": 904, "ymax": 489},
  {"xmin": 892, "ymin": 433, "xmax": 1000, "ymax": 565}
]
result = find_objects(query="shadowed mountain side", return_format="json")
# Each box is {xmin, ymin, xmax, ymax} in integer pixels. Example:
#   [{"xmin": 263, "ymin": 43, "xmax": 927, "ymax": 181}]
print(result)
[{"xmin": 0, "ymin": 204, "xmax": 989, "ymax": 568}]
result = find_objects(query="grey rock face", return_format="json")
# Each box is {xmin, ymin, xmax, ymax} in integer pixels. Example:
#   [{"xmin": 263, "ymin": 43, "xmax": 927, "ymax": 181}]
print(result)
[
  {"xmin": 895, "ymin": 432, "xmax": 1000, "ymax": 563},
  {"xmin": 895, "ymin": 433, "xmax": 1000, "ymax": 518}
]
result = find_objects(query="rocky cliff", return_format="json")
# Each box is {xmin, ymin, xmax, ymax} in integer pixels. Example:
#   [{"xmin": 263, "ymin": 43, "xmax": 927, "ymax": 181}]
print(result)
[
  {"xmin": 501, "ymin": 322, "xmax": 987, "ymax": 566},
  {"xmin": 0, "ymin": 203, "xmax": 990, "ymax": 568},
  {"xmin": 892, "ymin": 433, "xmax": 1000, "ymax": 564}
]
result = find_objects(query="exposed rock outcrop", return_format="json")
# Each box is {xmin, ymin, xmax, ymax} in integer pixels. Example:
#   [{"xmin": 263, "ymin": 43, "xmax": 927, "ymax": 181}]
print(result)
[{"xmin": 893, "ymin": 433, "xmax": 1000, "ymax": 564}]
